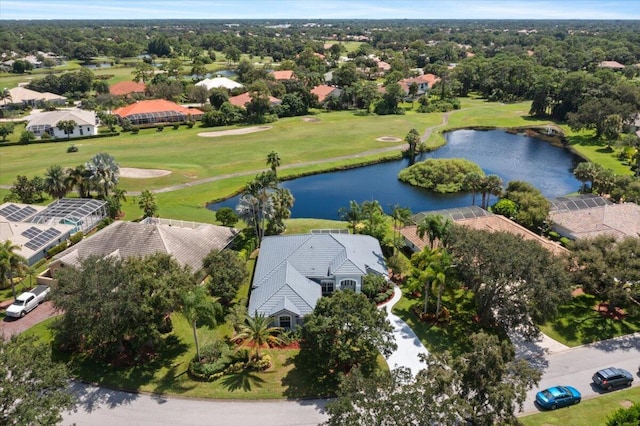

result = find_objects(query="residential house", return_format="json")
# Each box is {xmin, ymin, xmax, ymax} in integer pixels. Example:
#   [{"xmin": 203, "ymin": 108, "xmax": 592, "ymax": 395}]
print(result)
[
  {"xmin": 310, "ymin": 84, "xmax": 341, "ymax": 104},
  {"xmin": 195, "ymin": 76, "xmax": 244, "ymax": 91},
  {"xmin": 402, "ymin": 206, "xmax": 566, "ymax": 256},
  {"xmin": 549, "ymin": 195, "xmax": 640, "ymax": 241},
  {"xmin": 26, "ymin": 109, "xmax": 98, "ymax": 138},
  {"xmin": 398, "ymin": 74, "xmax": 440, "ymax": 97},
  {"xmin": 0, "ymin": 198, "xmax": 107, "ymax": 266},
  {"xmin": 40, "ymin": 218, "xmax": 239, "ymax": 285},
  {"xmin": 598, "ymin": 61, "xmax": 626, "ymax": 70},
  {"xmin": 5, "ymin": 86, "xmax": 66, "ymax": 108},
  {"xmin": 112, "ymin": 99, "xmax": 203, "ymax": 125},
  {"xmin": 248, "ymin": 232, "xmax": 388, "ymax": 329},
  {"xmin": 271, "ymin": 70, "xmax": 295, "ymax": 81},
  {"xmin": 228, "ymin": 92, "xmax": 282, "ymax": 108},
  {"xmin": 109, "ymin": 81, "xmax": 146, "ymax": 97}
]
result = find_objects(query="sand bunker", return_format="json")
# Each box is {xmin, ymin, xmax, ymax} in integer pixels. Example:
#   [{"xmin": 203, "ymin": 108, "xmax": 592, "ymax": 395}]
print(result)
[
  {"xmin": 376, "ymin": 136, "xmax": 402, "ymax": 142},
  {"xmin": 198, "ymin": 126, "xmax": 272, "ymax": 137},
  {"xmin": 120, "ymin": 168, "xmax": 172, "ymax": 179},
  {"xmin": 301, "ymin": 117, "xmax": 320, "ymax": 122}
]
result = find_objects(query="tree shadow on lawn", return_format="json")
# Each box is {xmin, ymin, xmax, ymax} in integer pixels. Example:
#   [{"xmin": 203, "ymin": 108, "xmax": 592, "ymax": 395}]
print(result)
[
  {"xmin": 548, "ymin": 295, "xmax": 640, "ymax": 346},
  {"xmin": 220, "ymin": 369, "xmax": 265, "ymax": 392},
  {"xmin": 566, "ymin": 133, "xmax": 605, "ymax": 148},
  {"xmin": 281, "ymin": 354, "xmax": 336, "ymax": 400},
  {"xmin": 58, "ymin": 334, "xmax": 191, "ymax": 394}
]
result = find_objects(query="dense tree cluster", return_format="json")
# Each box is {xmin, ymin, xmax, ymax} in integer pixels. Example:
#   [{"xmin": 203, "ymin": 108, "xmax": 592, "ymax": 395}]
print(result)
[
  {"xmin": 51, "ymin": 253, "xmax": 195, "ymax": 363},
  {"xmin": 398, "ymin": 158, "xmax": 484, "ymax": 193}
]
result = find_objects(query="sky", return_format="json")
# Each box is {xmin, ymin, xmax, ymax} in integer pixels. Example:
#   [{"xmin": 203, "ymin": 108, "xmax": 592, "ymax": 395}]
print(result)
[{"xmin": 1, "ymin": 0, "xmax": 639, "ymax": 20}]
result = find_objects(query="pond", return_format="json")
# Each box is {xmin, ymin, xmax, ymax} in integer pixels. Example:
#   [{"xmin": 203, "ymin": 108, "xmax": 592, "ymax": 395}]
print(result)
[
  {"xmin": 207, "ymin": 129, "xmax": 583, "ymax": 220},
  {"xmin": 81, "ymin": 62, "xmax": 113, "ymax": 69}
]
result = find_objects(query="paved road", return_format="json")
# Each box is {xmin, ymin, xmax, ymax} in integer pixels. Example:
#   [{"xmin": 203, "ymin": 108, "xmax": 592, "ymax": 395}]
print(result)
[
  {"xmin": 63, "ymin": 382, "xmax": 329, "ymax": 426},
  {"xmin": 519, "ymin": 332, "xmax": 640, "ymax": 415}
]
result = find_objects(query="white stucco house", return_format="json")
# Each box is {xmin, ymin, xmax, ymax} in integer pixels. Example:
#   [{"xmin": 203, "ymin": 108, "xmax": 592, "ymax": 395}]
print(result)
[
  {"xmin": 248, "ymin": 232, "xmax": 388, "ymax": 330},
  {"xmin": 26, "ymin": 109, "xmax": 98, "ymax": 138}
]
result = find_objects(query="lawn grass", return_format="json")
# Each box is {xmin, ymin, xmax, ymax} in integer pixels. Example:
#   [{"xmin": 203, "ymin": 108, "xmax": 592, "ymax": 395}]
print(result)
[
  {"xmin": 519, "ymin": 386, "xmax": 640, "ymax": 426},
  {"xmin": 539, "ymin": 294, "xmax": 640, "ymax": 347},
  {"xmin": 561, "ymin": 126, "xmax": 633, "ymax": 175}
]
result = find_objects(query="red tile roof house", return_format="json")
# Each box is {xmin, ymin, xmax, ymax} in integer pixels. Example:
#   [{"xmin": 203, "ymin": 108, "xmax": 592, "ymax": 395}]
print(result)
[
  {"xmin": 228, "ymin": 92, "xmax": 282, "ymax": 108},
  {"xmin": 113, "ymin": 99, "xmax": 203, "ymax": 126},
  {"xmin": 271, "ymin": 70, "xmax": 296, "ymax": 81},
  {"xmin": 399, "ymin": 74, "xmax": 440, "ymax": 97},
  {"xmin": 109, "ymin": 81, "xmax": 146, "ymax": 97},
  {"xmin": 310, "ymin": 84, "xmax": 342, "ymax": 104}
]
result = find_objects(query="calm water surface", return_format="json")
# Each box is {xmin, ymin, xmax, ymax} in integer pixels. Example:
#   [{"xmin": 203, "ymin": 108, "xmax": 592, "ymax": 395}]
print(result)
[{"xmin": 208, "ymin": 129, "xmax": 582, "ymax": 220}]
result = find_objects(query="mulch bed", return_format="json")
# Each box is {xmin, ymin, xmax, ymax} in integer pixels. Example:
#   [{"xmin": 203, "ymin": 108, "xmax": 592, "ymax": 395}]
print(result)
[{"xmin": 595, "ymin": 303, "xmax": 626, "ymax": 321}]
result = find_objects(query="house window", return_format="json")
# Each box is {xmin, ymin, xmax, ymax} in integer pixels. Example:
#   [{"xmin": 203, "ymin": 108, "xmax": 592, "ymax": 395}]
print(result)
[
  {"xmin": 321, "ymin": 280, "xmax": 334, "ymax": 296},
  {"xmin": 340, "ymin": 279, "xmax": 356, "ymax": 291},
  {"xmin": 279, "ymin": 315, "xmax": 291, "ymax": 329},
  {"xmin": 79, "ymin": 127, "xmax": 83, "ymax": 135}
]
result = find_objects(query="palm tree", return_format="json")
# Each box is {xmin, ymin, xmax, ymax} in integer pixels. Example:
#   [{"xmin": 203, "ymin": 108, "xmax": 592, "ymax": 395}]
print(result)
[
  {"xmin": 463, "ymin": 172, "xmax": 483, "ymax": 206},
  {"xmin": 404, "ymin": 128, "xmax": 421, "ymax": 165},
  {"xmin": 483, "ymin": 174, "xmax": 503, "ymax": 208},
  {"xmin": 266, "ymin": 151, "xmax": 281, "ymax": 176},
  {"xmin": 43, "ymin": 164, "xmax": 69, "ymax": 199},
  {"xmin": 409, "ymin": 248, "xmax": 440, "ymax": 315},
  {"xmin": 238, "ymin": 172, "xmax": 277, "ymax": 245},
  {"xmin": 338, "ymin": 200, "xmax": 362, "ymax": 233},
  {"xmin": 416, "ymin": 213, "xmax": 453, "ymax": 250},
  {"xmin": 56, "ymin": 119, "xmax": 77, "ymax": 139},
  {"xmin": 390, "ymin": 204, "xmax": 412, "ymax": 249},
  {"xmin": 432, "ymin": 250, "xmax": 456, "ymax": 319},
  {"xmin": 65, "ymin": 165, "xmax": 92, "ymax": 198},
  {"xmin": 138, "ymin": 190, "xmax": 158, "ymax": 219},
  {"xmin": 1, "ymin": 88, "xmax": 12, "ymax": 107},
  {"xmin": 181, "ymin": 285, "xmax": 222, "ymax": 362},
  {"xmin": 234, "ymin": 313, "xmax": 284, "ymax": 360},
  {"xmin": 0, "ymin": 241, "xmax": 27, "ymax": 300},
  {"xmin": 86, "ymin": 152, "xmax": 119, "ymax": 198},
  {"xmin": 573, "ymin": 161, "xmax": 595, "ymax": 194}
]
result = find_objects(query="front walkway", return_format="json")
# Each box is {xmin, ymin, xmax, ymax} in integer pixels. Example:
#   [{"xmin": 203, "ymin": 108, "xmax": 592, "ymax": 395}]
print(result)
[{"xmin": 379, "ymin": 285, "xmax": 429, "ymax": 376}]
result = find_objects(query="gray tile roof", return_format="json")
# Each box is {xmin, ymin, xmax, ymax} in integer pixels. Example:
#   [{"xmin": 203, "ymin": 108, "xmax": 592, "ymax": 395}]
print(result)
[
  {"xmin": 249, "ymin": 233, "xmax": 387, "ymax": 317},
  {"xmin": 52, "ymin": 220, "xmax": 238, "ymax": 271}
]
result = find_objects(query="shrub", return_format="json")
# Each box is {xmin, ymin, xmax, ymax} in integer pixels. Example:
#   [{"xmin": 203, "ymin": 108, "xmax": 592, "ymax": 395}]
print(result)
[
  {"xmin": 47, "ymin": 241, "xmax": 68, "ymax": 258},
  {"xmin": 186, "ymin": 121, "xmax": 195, "ymax": 129},
  {"xmin": 69, "ymin": 231, "xmax": 84, "ymax": 245},
  {"xmin": 41, "ymin": 132, "xmax": 52, "ymax": 140},
  {"xmin": 156, "ymin": 125, "xmax": 164, "ymax": 132},
  {"xmin": 172, "ymin": 123, "xmax": 180, "ymax": 130},
  {"xmin": 548, "ymin": 231, "xmax": 561, "ymax": 241},
  {"xmin": 131, "ymin": 127, "xmax": 140, "ymax": 134},
  {"xmin": 19, "ymin": 130, "xmax": 36, "ymax": 144},
  {"xmin": 67, "ymin": 144, "xmax": 79, "ymax": 153},
  {"xmin": 606, "ymin": 402, "xmax": 640, "ymax": 426}
]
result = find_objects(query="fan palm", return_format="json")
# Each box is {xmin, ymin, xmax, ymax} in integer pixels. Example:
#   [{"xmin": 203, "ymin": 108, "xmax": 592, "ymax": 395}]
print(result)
[
  {"xmin": 86, "ymin": 152, "xmax": 119, "ymax": 198},
  {"xmin": 43, "ymin": 164, "xmax": 69, "ymax": 199},
  {"xmin": 181, "ymin": 286, "xmax": 221, "ymax": 362}
]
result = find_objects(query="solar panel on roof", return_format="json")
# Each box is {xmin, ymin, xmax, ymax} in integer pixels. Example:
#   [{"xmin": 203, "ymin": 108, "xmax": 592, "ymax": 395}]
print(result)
[
  {"xmin": 21, "ymin": 226, "xmax": 42, "ymax": 239},
  {"xmin": 6, "ymin": 206, "xmax": 37, "ymax": 222},
  {"xmin": 0, "ymin": 204, "xmax": 20, "ymax": 217}
]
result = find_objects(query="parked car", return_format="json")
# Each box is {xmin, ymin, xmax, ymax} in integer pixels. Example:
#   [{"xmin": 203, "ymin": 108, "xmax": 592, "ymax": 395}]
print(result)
[
  {"xmin": 592, "ymin": 367, "xmax": 634, "ymax": 390},
  {"xmin": 535, "ymin": 385, "xmax": 581, "ymax": 410},
  {"xmin": 5, "ymin": 285, "xmax": 50, "ymax": 318}
]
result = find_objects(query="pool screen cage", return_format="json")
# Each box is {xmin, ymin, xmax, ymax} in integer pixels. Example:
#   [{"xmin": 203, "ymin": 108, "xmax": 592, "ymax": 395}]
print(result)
[{"xmin": 29, "ymin": 198, "xmax": 108, "ymax": 234}]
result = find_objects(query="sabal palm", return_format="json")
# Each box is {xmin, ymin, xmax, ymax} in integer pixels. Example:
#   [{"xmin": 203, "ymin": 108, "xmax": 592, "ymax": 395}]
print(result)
[
  {"xmin": 0, "ymin": 240, "xmax": 27, "ymax": 299},
  {"xmin": 390, "ymin": 205, "xmax": 412, "ymax": 249},
  {"xmin": 43, "ymin": 164, "xmax": 69, "ymax": 199},
  {"xmin": 463, "ymin": 172, "xmax": 483, "ymax": 206},
  {"xmin": 1, "ymin": 88, "xmax": 12, "ymax": 106},
  {"xmin": 266, "ymin": 151, "xmax": 281, "ymax": 176},
  {"xmin": 234, "ymin": 313, "xmax": 283, "ymax": 360},
  {"xmin": 86, "ymin": 152, "xmax": 119, "ymax": 198},
  {"xmin": 181, "ymin": 286, "xmax": 221, "ymax": 362},
  {"xmin": 417, "ymin": 214, "xmax": 453, "ymax": 249},
  {"xmin": 66, "ymin": 165, "xmax": 92, "ymax": 198}
]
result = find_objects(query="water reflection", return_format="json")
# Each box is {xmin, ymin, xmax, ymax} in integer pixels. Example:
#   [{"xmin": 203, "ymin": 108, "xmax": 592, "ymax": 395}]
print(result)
[{"xmin": 207, "ymin": 129, "xmax": 582, "ymax": 220}]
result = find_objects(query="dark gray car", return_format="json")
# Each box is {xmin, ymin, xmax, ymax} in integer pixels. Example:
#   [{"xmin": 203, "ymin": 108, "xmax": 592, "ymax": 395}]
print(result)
[{"xmin": 592, "ymin": 367, "xmax": 634, "ymax": 390}]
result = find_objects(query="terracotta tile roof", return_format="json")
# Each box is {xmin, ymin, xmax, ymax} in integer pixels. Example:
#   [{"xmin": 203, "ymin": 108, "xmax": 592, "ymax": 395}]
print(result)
[
  {"xmin": 398, "ymin": 73, "xmax": 440, "ymax": 94},
  {"xmin": 109, "ymin": 81, "xmax": 146, "ymax": 96},
  {"xmin": 310, "ymin": 85, "xmax": 338, "ymax": 103},
  {"xmin": 272, "ymin": 70, "xmax": 295, "ymax": 80},
  {"xmin": 228, "ymin": 92, "xmax": 281, "ymax": 108},
  {"xmin": 113, "ymin": 99, "xmax": 202, "ymax": 118},
  {"xmin": 400, "ymin": 214, "xmax": 567, "ymax": 256}
]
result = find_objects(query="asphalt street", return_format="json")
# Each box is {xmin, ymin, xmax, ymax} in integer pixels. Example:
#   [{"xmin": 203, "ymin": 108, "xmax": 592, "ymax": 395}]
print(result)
[{"xmin": 63, "ymin": 333, "xmax": 640, "ymax": 425}]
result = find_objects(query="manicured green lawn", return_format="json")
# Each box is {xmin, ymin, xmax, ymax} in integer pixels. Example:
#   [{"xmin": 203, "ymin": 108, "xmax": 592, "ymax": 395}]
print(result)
[
  {"xmin": 519, "ymin": 387, "xmax": 640, "ymax": 426},
  {"xmin": 562, "ymin": 127, "xmax": 633, "ymax": 175},
  {"xmin": 539, "ymin": 294, "xmax": 640, "ymax": 347}
]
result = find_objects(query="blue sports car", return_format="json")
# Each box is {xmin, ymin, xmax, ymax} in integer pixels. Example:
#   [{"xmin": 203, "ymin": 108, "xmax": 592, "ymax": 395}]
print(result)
[{"xmin": 535, "ymin": 386, "xmax": 581, "ymax": 410}]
